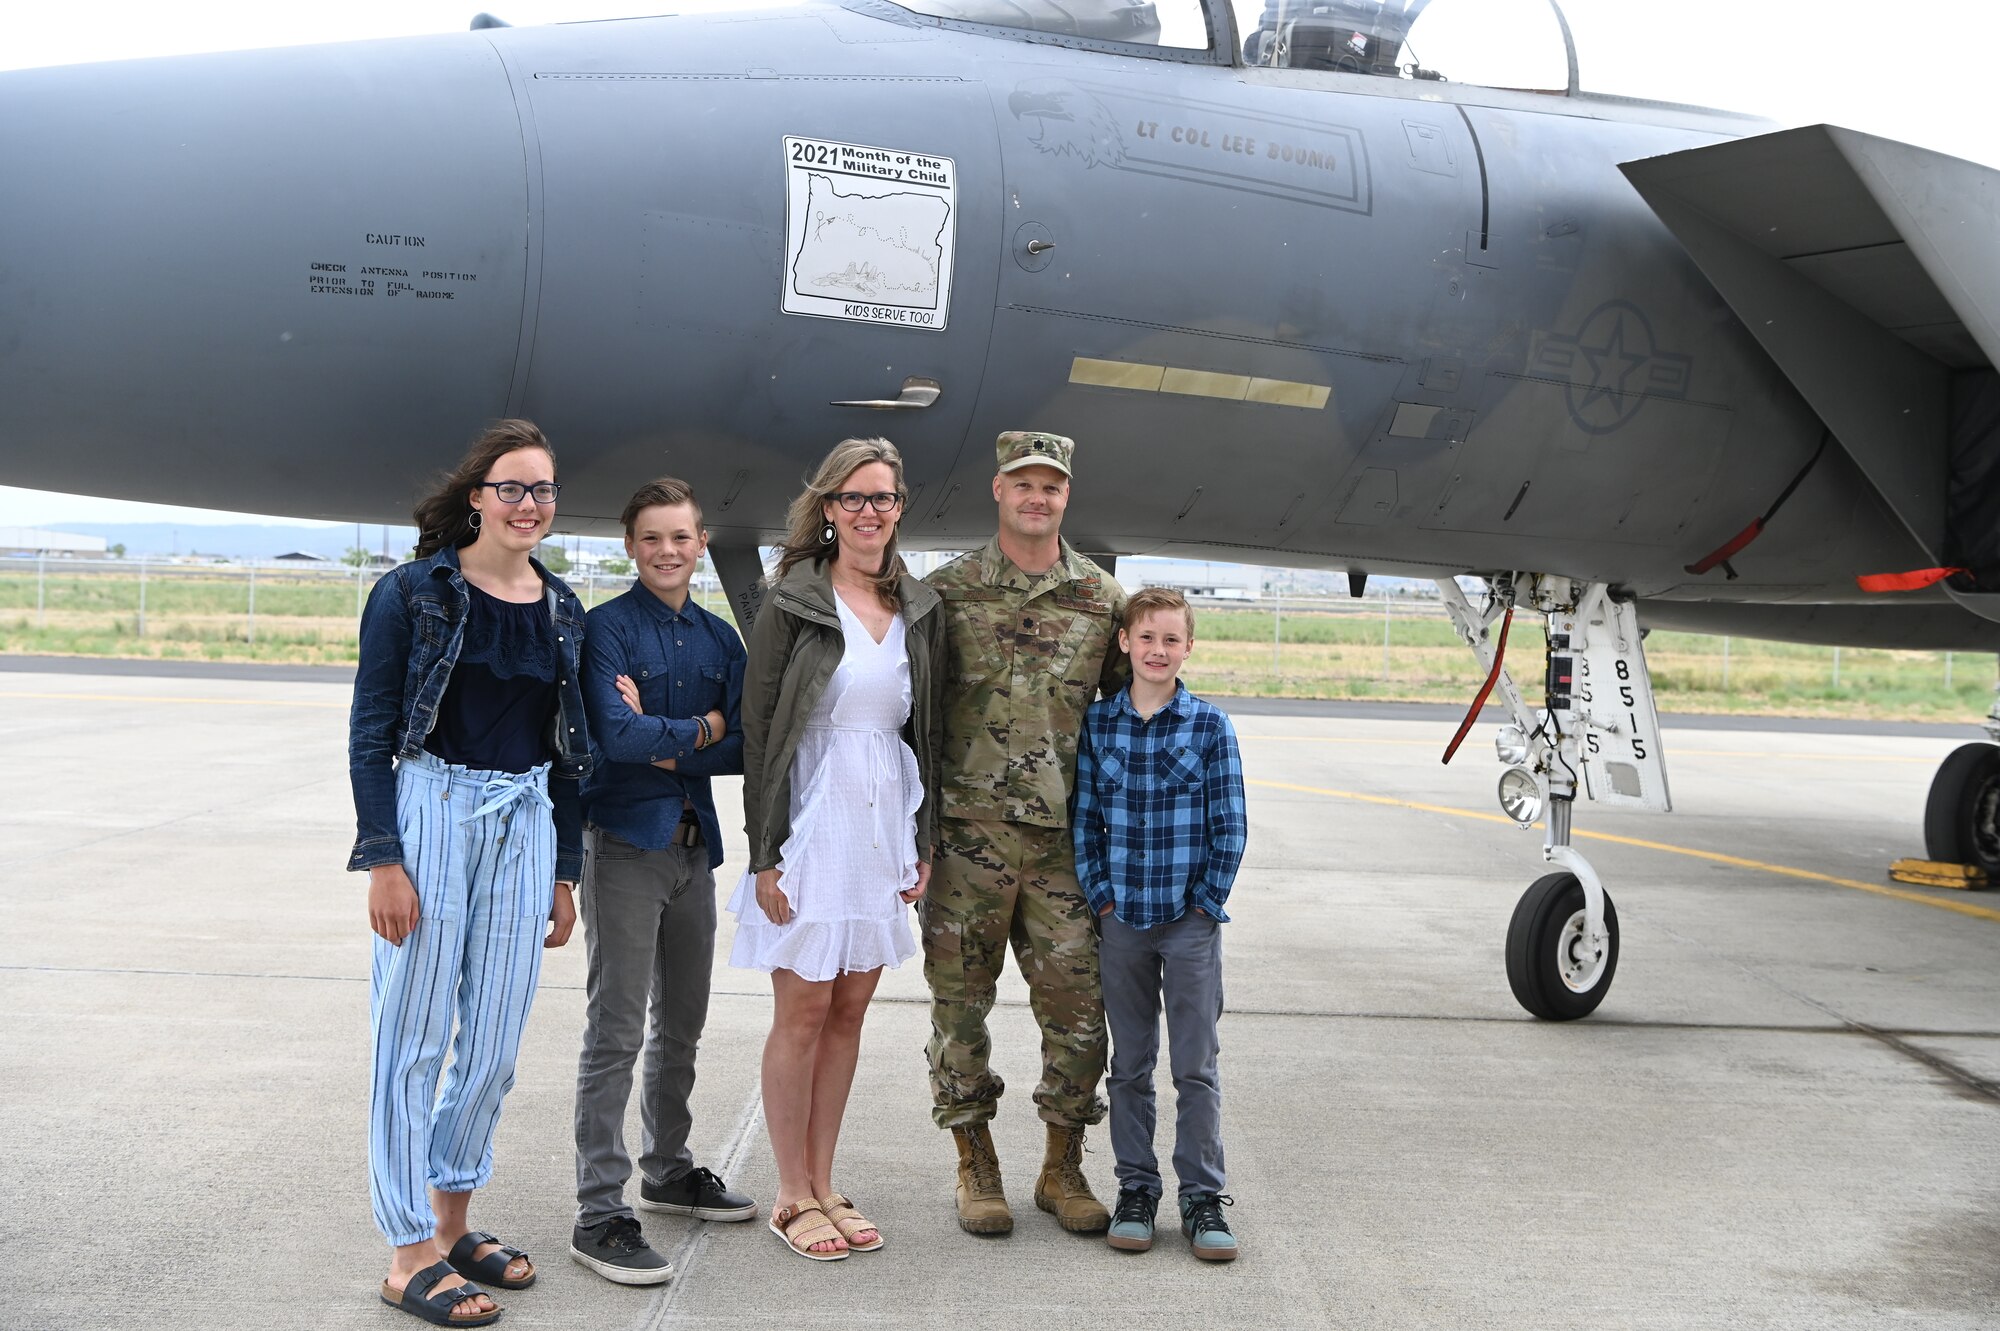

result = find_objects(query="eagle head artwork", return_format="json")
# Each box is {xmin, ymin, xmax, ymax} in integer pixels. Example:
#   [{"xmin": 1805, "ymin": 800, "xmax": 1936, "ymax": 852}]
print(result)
[{"xmin": 1006, "ymin": 79, "xmax": 1129, "ymax": 168}]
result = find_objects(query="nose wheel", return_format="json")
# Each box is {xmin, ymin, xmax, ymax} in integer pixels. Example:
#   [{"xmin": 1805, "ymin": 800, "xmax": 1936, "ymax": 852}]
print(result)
[{"xmin": 1506, "ymin": 871, "xmax": 1621, "ymax": 1021}]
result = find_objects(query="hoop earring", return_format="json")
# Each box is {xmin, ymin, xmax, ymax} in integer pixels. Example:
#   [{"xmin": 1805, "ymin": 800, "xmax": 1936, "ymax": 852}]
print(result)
[
  {"xmin": 820, "ymin": 520, "xmax": 836, "ymax": 545},
  {"xmin": 468, "ymin": 510, "xmax": 482, "ymax": 532}
]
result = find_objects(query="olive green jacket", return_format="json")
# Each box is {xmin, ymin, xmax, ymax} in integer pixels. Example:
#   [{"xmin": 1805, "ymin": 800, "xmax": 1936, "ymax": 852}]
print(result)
[{"xmin": 741, "ymin": 557, "xmax": 947, "ymax": 874}]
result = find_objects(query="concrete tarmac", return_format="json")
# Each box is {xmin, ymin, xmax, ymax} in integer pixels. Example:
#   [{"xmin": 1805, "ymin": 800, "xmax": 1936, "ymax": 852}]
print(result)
[{"xmin": 2, "ymin": 664, "xmax": 1997, "ymax": 1329}]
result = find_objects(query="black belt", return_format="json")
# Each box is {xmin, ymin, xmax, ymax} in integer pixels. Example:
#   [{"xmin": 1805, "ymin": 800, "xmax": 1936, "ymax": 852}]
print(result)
[{"xmin": 672, "ymin": 809, "xmax": 703, "ymax": 848}]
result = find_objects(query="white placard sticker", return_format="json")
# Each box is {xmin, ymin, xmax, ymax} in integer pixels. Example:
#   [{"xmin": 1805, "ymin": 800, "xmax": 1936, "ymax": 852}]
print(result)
[{"xmin": 782, "ymin": 136, "xmax": 955, "ymax": 331}]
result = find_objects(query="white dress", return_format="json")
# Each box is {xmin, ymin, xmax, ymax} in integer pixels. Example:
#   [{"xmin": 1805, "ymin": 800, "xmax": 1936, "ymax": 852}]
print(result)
[{"xmin": 727, "ymin": 595, "xmax": 922, "ymax": 981}]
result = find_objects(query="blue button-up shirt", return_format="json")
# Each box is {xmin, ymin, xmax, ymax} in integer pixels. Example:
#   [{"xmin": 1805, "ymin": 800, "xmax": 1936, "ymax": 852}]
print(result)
[
  {"xmin": 580, "ymin": 585, "xmax": 745, "ymax": 869},
  {"xmin": 1073, "ymin": 682, "xmax": 1247, "ymax": 929}
]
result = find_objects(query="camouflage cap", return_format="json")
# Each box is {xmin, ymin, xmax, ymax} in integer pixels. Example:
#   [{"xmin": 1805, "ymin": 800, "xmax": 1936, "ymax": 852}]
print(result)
[{"xmin": 995, "ymin": 430, "xmax": 1074, "ymax": 477}]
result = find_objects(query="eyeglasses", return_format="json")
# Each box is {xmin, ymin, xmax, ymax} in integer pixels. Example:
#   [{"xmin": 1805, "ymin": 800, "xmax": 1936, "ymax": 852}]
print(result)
[
  {"xmin": 831, "ymin": 491, "xmax": 902, "ymax": 513},
  {"xmin": 479, "ymin": 481, "xmax": 561, "ymax": 504}
]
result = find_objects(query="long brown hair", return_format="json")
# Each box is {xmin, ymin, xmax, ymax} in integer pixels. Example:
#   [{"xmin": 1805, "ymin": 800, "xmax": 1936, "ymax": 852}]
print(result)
[
  {"xmin": 412, "ymin": 420, "xmax": 556, "ymax": 558},
  {"xmin": 773, "ymin": 437, "xmax": 910, "ymax": 606}
]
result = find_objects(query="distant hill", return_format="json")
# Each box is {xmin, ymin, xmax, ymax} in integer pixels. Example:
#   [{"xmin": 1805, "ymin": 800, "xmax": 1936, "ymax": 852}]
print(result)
[
  {"xmin": 47, "ymin": 522, "xmax": 408, "ymax": 560},
  {"xmin": 47, "ymin": 521, "xmax": 633, "ymax": 563}
]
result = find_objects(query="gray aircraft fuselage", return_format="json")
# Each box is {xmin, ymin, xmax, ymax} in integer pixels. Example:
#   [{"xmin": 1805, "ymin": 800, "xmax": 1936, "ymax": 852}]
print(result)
[{"xmin": 2, "ymin": 1, "xmax": 1993, "ymax": 648}]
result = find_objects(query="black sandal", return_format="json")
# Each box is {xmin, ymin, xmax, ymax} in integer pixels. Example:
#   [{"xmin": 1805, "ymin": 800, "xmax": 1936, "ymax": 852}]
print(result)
[
  {"xmin": 446, "ymin": 1230, "xmax": 536, "ymax": 1289},
  {"xmin": 379, "ymin": 1259, "xmax": 501, "ymax": 1326}
]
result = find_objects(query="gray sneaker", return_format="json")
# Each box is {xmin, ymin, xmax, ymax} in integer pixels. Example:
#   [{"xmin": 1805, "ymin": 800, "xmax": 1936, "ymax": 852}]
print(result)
[
  {"xmin": 1107, "ymin": 1186, "xmax": 1159, "ymax": 1252},
  {"xmin": 570, "ymin": 1215, "xmax": 674, "ymax": 1285},
  {"xmin": 1180, "ymin": 1192, "xmax": 1238, "ymax": 1262},
  {"xmin": 638, "ymin": 1165, "xmax": 758, "ymax": 1221}
]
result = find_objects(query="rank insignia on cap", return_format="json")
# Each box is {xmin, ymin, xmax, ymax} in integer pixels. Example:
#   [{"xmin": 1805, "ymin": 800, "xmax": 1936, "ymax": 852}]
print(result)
[{"xmin": 995, "ymin": 431, "xmax": 1074, "ymax": 476}]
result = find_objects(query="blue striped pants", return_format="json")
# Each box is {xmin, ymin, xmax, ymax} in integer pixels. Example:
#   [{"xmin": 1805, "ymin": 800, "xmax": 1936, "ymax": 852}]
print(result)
[{"xmin": 369, "ymin": 751, "xmax": 556, "ymax": 1246}]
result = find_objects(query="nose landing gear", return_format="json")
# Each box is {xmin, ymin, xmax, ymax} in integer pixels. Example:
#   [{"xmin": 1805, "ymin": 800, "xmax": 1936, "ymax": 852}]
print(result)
[{"xmin": 1438, "ymin": 575, "xmax": 1669, "ymax": 1021}]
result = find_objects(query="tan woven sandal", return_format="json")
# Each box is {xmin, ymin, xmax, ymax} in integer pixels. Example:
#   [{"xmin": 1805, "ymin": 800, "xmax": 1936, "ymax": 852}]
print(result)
[
  {"xmin": 818, "ymin": 1193, "xmax": 884, "ymax": 1252},
  {"xmin": 769, "ymin": 1199, "xmax": 849, "ymax": 1262}
]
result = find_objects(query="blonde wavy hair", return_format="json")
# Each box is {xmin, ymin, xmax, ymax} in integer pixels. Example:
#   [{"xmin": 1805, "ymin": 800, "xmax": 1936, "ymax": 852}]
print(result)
[{"xmin": 773, "ymin": 437, "xmax": 911, "ymax": 606}]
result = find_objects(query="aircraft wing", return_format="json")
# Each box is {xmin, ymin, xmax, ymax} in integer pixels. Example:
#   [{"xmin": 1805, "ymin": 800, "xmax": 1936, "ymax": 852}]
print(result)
[{"xmin": 1620, "ymin": 126, "xmax": 2000, "ymax": 624}]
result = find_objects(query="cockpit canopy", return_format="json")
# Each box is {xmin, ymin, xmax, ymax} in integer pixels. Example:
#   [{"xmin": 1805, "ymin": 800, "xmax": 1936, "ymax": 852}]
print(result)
[
  {"xmin": 1238, "ymin": 0, "xmax": 1570, "ymax": 91},
  {"xmin": 882, "ymin": 0, "xmax": 1586, "ymax": 99},
  {"xmin": 897, "ymin": 0, "xmax": 1173, "ymax": 45}
]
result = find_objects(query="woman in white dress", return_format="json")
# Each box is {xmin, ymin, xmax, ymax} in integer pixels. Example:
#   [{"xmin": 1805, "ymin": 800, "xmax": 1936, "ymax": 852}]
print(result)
[{"xmin": 730, "ymin": 437, "xmax": 947, "ymax": 1261}]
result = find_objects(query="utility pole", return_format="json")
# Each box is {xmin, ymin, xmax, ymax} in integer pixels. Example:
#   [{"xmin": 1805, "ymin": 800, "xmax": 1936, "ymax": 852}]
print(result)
[
  {"xmin": 1271, "ymin": 585, "xmax": 1282, "ymax": 678},
  {"xmin": 1381, "ymin": 585, "xmax": 1391, "ymax": 682}
]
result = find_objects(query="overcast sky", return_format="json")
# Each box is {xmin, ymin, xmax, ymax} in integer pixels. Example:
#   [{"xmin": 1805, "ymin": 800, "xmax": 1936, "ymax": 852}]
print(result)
[{"xmin": 3, "ymin": 0, "xmax": 1994, "ymax": 528}]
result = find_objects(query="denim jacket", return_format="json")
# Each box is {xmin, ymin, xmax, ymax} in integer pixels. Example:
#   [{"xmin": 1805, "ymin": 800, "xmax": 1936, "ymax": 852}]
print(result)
[{"xmin": 347, "ymin": 546, "xmax": 593, "ymax": 880}]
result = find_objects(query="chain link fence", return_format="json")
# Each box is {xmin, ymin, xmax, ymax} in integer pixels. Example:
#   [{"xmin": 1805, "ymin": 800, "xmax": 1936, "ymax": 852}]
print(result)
[{"xmin": 0, "ymin": 558, "xmax": 1987, "ymax": 719}]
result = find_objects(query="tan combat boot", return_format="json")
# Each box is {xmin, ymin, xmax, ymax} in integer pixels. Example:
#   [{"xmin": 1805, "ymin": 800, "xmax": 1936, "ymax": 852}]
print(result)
[
  {"xmin": 951, "ymin": 1124, "xmax": 1013, "ymax": 1234},
  {"xmin": 1034, "ymin": 1123, "xmax": 1111, "ymax": 1233}
]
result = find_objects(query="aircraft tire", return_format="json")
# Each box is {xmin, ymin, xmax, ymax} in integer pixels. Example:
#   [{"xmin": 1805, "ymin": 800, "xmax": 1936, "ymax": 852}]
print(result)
[
  {"xmin": 1505, "ymin": 872, "xmax": 1619, "ymax": 1021},
  {"xmin": 1922, "ymin": 742, "xmax": 2000, "ymax": 875}
]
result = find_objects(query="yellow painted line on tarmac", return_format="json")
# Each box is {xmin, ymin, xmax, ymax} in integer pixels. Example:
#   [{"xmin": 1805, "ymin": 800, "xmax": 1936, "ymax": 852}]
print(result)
[
  {"xmin": 1670, "ymin": 749, "xmax": 1934, "ymax": 764},
  {"xmin": 1239, "ymin": 735, "xmax": 1935, "ymax": 763},
  {"xmin": 1240, "ymin": 734, "xmax": 1454, "ymax": 748},
  {"xmin": 1247, "ymin": 776, "xmax": 2000, "ymax": 924},
  {"xmin": 0, "ymin": 690, "xmax": 345, "ymax": 710}
]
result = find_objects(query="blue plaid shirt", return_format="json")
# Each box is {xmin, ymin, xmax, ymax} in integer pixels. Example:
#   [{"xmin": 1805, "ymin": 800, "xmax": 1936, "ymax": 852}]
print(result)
[{"xmin": 1073, "ymin": 682, "xmax": 1247, "ymax": 928}]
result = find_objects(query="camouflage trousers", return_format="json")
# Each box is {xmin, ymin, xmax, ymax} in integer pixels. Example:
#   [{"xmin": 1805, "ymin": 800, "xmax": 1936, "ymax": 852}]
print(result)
[{"xmin": 921, "ymin": 816, "xmax": 1106, "ymax": 1130}]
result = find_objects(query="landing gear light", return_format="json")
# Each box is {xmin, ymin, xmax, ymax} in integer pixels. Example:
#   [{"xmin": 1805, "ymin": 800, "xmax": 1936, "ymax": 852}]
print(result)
[{"xmin": 1498, "ymin": 765, "xmax": 1544, "ymax": 826}]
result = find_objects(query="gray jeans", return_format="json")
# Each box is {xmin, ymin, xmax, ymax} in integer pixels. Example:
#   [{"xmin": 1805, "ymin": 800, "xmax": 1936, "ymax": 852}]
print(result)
[
  {"xmin": 1100, "ymin": 909, "xmax": 1226, "ymax": 1199},
  {"xmin": 574, "ymin": 825, "xmax": 717, "ymax": 1226}
]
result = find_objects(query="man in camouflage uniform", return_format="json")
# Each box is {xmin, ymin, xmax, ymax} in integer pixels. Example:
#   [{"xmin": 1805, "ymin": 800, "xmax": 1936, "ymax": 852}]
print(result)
[{"xmin": 923, "ymin": 431, "xmax": 1127, "ymax": 1236}]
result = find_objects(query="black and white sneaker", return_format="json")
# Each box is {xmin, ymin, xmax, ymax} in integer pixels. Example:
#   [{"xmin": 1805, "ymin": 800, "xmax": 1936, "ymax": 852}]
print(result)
[
  {"xmin": 570, "ymin": 1215, "xmax": 674, "ymax": 1285},
  {"xmin": 637, "ymin": 1165, "xmax": 758, "ymax": 1221}
]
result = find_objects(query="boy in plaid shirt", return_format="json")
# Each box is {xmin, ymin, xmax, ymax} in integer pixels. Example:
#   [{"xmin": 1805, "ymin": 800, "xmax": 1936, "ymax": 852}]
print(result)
[{"xmin": 1072, "ymin": 587, "xmax": 1247, "ymax": 1261}]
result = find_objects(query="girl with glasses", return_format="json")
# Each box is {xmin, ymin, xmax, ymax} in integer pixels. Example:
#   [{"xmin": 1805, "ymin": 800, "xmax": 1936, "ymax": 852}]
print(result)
[{"xmin": 348, "ymin": 419, "xmax": 592, "ymax": 1326}]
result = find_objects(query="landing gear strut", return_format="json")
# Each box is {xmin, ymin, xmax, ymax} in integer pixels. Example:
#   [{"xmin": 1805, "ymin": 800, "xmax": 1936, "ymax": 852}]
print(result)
[
  {"xmin": 707, "ymin": 543, "xmax": 769, "ymax": 632},
  {"xmin": 1438, "ymin": 576, "xmax": 1671, "ymax": 1021},
  {"xmin": 1923, "ymin": 668, "xmax": 2000, "ymax": 876}
]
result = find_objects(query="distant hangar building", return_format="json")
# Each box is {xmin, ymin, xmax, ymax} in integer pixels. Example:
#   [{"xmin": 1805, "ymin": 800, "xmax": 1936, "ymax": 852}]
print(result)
[
  {"xmin": 1118, "ymin": 556, "xmax": 1263, "ymax": 601},
  {"xmin": 0, "ymin": 527, "xmax": 107, "ymax": 557}
]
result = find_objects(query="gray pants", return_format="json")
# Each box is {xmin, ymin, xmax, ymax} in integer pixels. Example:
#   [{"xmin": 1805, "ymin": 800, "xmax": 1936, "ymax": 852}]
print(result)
[
  {"xmin": 1100, "ymin": 909, "xmax": 1226, "ymax": 1199},
  {"xmin": 574, "ymin": 825, "xmax": 717, "ymax": 1226}
]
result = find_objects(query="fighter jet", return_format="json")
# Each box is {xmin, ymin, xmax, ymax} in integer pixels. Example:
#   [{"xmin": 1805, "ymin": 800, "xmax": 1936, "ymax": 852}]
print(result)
[{"xmin": 4, "ymin": 0, "xmax": 1997, "ymax": 1019}]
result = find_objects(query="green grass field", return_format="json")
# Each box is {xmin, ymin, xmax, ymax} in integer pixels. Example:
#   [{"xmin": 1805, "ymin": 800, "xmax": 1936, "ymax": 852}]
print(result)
[
  {"xmin": 1181, "ymin": 606, "xmax": 1990, "ymax": 720},
  {"xmin": 1, "ymin": 567, "xmax": 1989, "ymax": 720}
]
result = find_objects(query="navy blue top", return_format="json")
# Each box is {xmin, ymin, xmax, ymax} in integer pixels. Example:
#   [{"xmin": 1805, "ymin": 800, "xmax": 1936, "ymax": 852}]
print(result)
[
  {"xmin": 347, "ymin": 546, "xmax": 592, "ymax": 881},
  {"xmin": 580, "ymin": 585, "xmax": 746, "ymax": 869},
  {"xmin": 424, "ymin": 582, "xmax": 559, "ymax": 774}
]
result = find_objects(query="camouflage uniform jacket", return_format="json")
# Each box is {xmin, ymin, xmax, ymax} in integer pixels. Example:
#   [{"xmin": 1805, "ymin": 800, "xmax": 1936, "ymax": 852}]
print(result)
[{"xmin": 927, "ymin": 536, "xmax": 1126, "ymax": 829}]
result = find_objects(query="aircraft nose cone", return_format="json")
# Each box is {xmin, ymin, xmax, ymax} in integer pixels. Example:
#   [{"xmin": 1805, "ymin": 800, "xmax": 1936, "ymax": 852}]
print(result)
[{"xmin": 0, "ymin": 35, "xmax": 531, "ymax": 513}]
